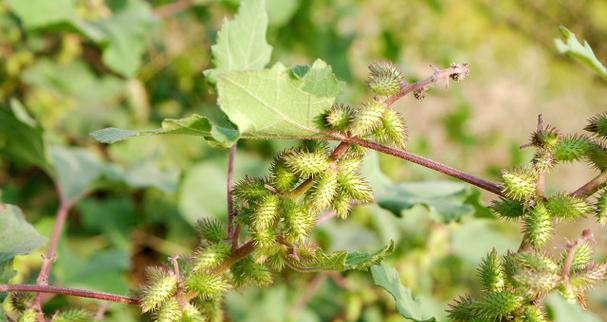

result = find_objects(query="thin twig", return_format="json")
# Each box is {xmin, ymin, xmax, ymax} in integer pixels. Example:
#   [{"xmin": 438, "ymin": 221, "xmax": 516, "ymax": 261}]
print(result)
[
  {"xmin": 570, "ymin": 171, "xmax": 607, "ymax": 198},
  {"xmin": 331, "ymin": 134, "xmax": 505, "ymax": 196},
  {"xmin": 0, "ymin": 285, "xmax": 140, "ymax": 305},
  {"xmin": 227, "ymin": 145, "xmax": 236, "ymax": 241},
  {"xmin": 536, "ymin": 115, "xmax": 545, "ymax": 197},
  {"xmin": 33, "ymin": 187, "xmax": 72, "ymax": 313}
]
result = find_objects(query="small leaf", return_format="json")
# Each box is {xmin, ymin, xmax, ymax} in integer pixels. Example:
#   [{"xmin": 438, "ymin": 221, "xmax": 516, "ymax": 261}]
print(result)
[
  {"xmin": 555, "ymin": 26, "xmax": 607, "ymax": 81},
  {"xmin": 370, "ymin": 263, "xmax": 437, "ymax": 322},
  {"xmin": 204, "ymin": 0, "xmax": 273, "ymax": 81}
]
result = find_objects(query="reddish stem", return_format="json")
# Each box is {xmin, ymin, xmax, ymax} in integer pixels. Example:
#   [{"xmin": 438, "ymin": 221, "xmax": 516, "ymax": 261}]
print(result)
[{"xmin": 0, "ymin": 284, "xmax": 140, "ymax": 305}]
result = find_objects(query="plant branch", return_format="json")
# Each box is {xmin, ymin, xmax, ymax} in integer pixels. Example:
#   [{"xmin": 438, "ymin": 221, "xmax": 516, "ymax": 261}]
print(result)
[
  {"xmin": 0, "ymin": 285, "xmax": 140, "ymax": 305},
  {"xmin": 227, "ymin": 145, "xmax": 236, "ymax": 241},
  {"xmin": 535, "ymin": 115, "xmax": 546, "ymax": 197},
  {"xmin": 331, "ymin": 133, "xmax": 505, "ymax": 196},
  {"xmin": 570, "ymin": 170, "xmax": 607, "ymax": 198},
  {"xmin": 33, "ymin": 187, "xmax": 72, "ymax": 313}
]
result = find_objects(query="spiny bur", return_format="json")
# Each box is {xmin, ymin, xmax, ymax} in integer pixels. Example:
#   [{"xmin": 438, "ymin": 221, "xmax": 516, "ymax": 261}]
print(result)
[
  {"xmin": 349, "ymin": 100, "xmax": 386, "ymax": 137},
  {"xmin": 523, "ymin": 203, "xmax": 553, "ymax": 248},
  {"xmin": 478, "ymin": 249, "xmax": 505, "ymax": 292},
  {"xmin": 270, "ymin": 156, "xmax": 300, "ymax": 192},
  {"xmin": 233, "ymin": 176, "xmax": 269, "ymax": 202},
  {"xmin": 531, "ymin": 125, "xmax": 560, "ymax": 150},
  {"xmin": 553, "ymin": 135, "xmax": 592, "ymax": 162},
  {"xmin": 373, "ymin": 108, "xmax": 407, "ymax": 148},
  {"xmin": 490, "ymin": 198, "xmax": 525, "ymax": 220},
  {"xmin": 562, "ymin": 242, "xmax": 593, "ymax": 271},
  {"xmin": 305, "ymin": 168, "xmax": 338, "ymax": 213},
  {"xmin": 595, "ymin": 189, "xmax": 607, "ymax": 225},
  {"xmin": 185, "ymin": 273, "xmax": 229, "ymax": 300},
  {"xmin": 282, "ymin": 149, "xmax": 330, "ymax": 177},
  {"xmin": 154, "ymin": 298, "xmax": 180, "ymax": 322},
  {"xmin": 585, "ymin": 112, "xmax": 607, "ymax": 140},
  {"xmin": 321, "ymin": 104, "xmax": 353, "ymax": 131},
  {"xmin": 141, "ymin": 267, "xmax": 178, "ymax": 313},
  {"xmin": 283, "ymin": 200, "xmax": 315, "ymax": 243},
  {"xmin": 251, "ymin": 195, "xmax": 280, "ymax": 231},
  {"xmin": 16, "ymin": 310, "xmax": 36, "ymax": 322},
  {"xmin": 50, "ymin": 309, "xmax": 93, "ymax": 322},
  {"xmin": 501, "ymin": 168, "xmax": 537, "ymax": 201},
  {"xmin": 545, "ymin": 194, "xmax": 590, "ymax": 220},
  {"xmin": 367, "ymin": 62, "xmax": 404, "ymax": 97},
  {"xmin": 195, "ymin": 218, "xmax": 227, "ymax": 243},
  {"xmin": 192, "ymin": 242, "xmax": 231, "ymax": 272}
]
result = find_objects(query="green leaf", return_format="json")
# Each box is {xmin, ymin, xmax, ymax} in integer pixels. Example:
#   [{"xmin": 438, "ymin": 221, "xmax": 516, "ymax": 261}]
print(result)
[
  {"xmin": 266, "ymin": 0, "xmax": 299, "ymax": 27},
  {"xmin": 344, "ymin": 241, "xmax": 394, "ymax": 270},
  {"xmin": 370, "ymin": 263, "xmax": 437, "ymax": 322},
  {"xmin": 0, "ymin": 204, "xmax": 46, "ymax": 301},
  {"xmin": 90, "ymin": 113, "xmax": 239, "ymax": 147},
  {"xmin": 0, "ymin": 107, "xmax": 48, "ymax": 170},
  {"xmin": 7, "ymin": 0, "xmax": 75, "ymax": 29},
  {"xmin": 376, "ymin": 181, "xmax": 476, "ymax": 223},
  {"xmin": 288, "ymin": 242, "xmax": 394, "ymax": 272},
  {"xmin": 216, "ymin": 61, "xmax": 342, "ymax": 140},
  {"xmin": 204, "ymin": 0, "xmax": 273, "ymax": 81},
  {"xmin": 545, "ymin": 294, "xmax": 602, "ymax": 322},
  {"xmin": 555, "ymin": 26, "xmax": 607, "ymax": 81}
]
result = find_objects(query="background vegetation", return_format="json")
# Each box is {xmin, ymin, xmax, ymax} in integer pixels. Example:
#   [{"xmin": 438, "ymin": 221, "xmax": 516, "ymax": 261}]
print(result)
[{"xmin": 1, "ymin": 0, "xmax": 606, "ymax": 321}]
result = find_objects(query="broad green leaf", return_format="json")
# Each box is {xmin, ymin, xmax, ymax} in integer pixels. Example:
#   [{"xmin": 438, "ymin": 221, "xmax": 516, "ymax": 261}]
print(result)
[
  {"xmin": 0, "ymin": 204, "xmax": 46, "ymax": 301},
  {"xmin": 555, "ymin": 26, "xmax": 607, "ymax": 81},
  {"xmin": 7, "ymin": 0, "xmax": 75, "ymax": 29},
  {"xmin": 216, "ymin": 61, "xmax": 342, "ymax": 140},
  {"xmin": 90, "ymin": 113, "xmax": 239, "ymax": 147},
  {"xmin": 205, "ymin": 0, "xmax": 273, "ymax": 81},
  {"xmin": 371, "ymin": 263, "xmax": 437, "ymax": 322},
  {"xmin": 0, "ymin": 107, "xmax": 48, "ymax": 169},
  {"xmin": 120, "ymin": 156, "xmax": 179, "ymax": 193},
  {"xmin": 451, "ymin": 219, "xmax": 517, "ymax": 265},
  {"xmin": 376, "ymin": 181, "xmax": 476, "ymax": 223},
  {"xmin": 50, "ymin": 146, "xmax": 115, "ymax": 203}
]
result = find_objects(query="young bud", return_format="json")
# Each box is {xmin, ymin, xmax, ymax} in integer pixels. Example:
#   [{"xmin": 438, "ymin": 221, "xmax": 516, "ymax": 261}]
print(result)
[
  {"xmin": 266, "ymin": 245, "xmax": 288, "ymax": 271},
  {"xmin": 283, "ymin": 200, "xmax": 315, "ymax": 243},
  {"xmin": 51, "ymin": 309, "xmax": 93, "ymax": 322},
  {"xmin": 531, "ymin": 150, "xmax": 556, "ymax": 173},
  {"xmin": 595, "ymin": 189, "xmax": 607, "ymax": 225},
  {"xmin": 231, "ymin": 257, "xmax": 273, "ymax": 288},
  {"xmin": 141, "ymin": 267, "xmax": 178, "ymax": 313},
  {"xmin": 282, "ymin": 150, "xmax": 330, "ymax": 177},
  {"xmin": 337, "ymin": 170, "xmax": 373, "ymax": 203},
  {"xmin": 501, "ymin": 168, "xmax": 537, "ymax": 201},
  {"xmin": 332, "ymin": 192, "xmax": 351, "ymax": 219},
  {"xmin": 154, "ymin": 298, "xmax": 181, "ymax": 322},
  {"xmin": 233, "ymin": 176, "xmax": 270, "ymax": 202},
  {"xmin": 270, "ymin": 157, "xmax": 299, "ymax": 192},
  {"xmin": 520, "ymin": 305, "xmax": 548, "ymax": 322},
  {"xmin": 195, "ymin": 218, "xmax": 227, "ymax": 243},
  {"xmin": 373, "ymin": 109, "xmax": 407, "ymax": 148},
  {"xmin": 490, "ymin": 198, "xmax": 525, "ymax": 220},
  {"xmin": 478, "ymin": 249, "xmax": 505, "ymax": 292},
  {"xmin": 531, "ymin": 125, "xmax": 560, "ymax": 150},
  {"xmin": 553, "ymin": 135, "xmax": 592, "ymax": 162},
  {"xmin": 185, "ymin": 273, "xmax": 230, "ymax": 300},
  {"xmin": 349, "ymin": 100, "xmax": 385, "ymax": 137},
  {"xmin": 306, "ymin": 169, "xmax": 338, "ymax": 213},
  {"xmin": 523, "ymin": 203, "xmax": 553, "ymax": 248},
  {"xmin": 250, "ymin": 227, "xmax": 277, "ymax": 249},
  {"xmin": 192, "ymin": 242, "xmax": 231, "ymax": 273},
  {"xmin": 545, "ymin": 194, "xmax": 590, "ymax": 220},
  {"xmin": 251, "ymin": 195, "xmax": 280, "ymax": 231},
  {"xmin": 584, "ymin": 112, "xmax": 607, "ymax": 140},
  {"xmin": 367, "ymin": 62, "xmax": 404, "ymax": 97}
]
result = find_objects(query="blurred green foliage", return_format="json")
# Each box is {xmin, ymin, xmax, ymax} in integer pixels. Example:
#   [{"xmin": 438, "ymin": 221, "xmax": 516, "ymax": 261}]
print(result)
[{"xmin": 0, "ymin": 0, "xmax": 606, "ymax": 321}]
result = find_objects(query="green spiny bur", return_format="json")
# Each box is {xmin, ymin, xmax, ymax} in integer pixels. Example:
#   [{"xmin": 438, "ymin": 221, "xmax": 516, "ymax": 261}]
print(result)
[
  {"xmin": 141, "ymin": 267, "xmax": 178, "ymax": 313},
  {"xmin": 523, "ymin": 203, "xmax": 553, "ymax": 248},
  {"xmin": 501, "ymin": 168, "xmax": 537, "ymax": 201},
  {"xmin": 154, "ymin": 298, "xmax": 181, "ymax": 322},
  {"xmin": 195, "ymin": 218, "xmax": 227, "ymax": 243},
  {"xmin": 531, "ymin": 150, "xmax": 556, "ymax": 173},
  {"xmin": 562, "ymin": 242, "xmax": 593, "ymax": 271},
  {"xmin": 192, "ymin": 242, "xmax": 231, "ymax": 272},
  {"xmin": 585, "ymin": 112, "xmax": 607, "ymax": 140},
  {"xmin": 478, "ymin": 249, "xmax": 505, "ymax": 292},
  {"xmin": 515, "ymin": 251, "xmax": 559, "ymax": 273},
  {"xmin": 336, "ymin": 170, "xmax": 373, "ymax": 202},
  {"xmin": 231, "ymin": 257, "xmax": 273, "ymax": 287},
  {"xmin": 251, "ymin": 195, "xmax": 280, "ymax": 231},
  {"xmin": 490, "ymin": 198, "xmax": 525, "ymax": 219},
  {"xmin": 447, "ymin": 296, "xmax": 477, "ymax": 322},
  {"xmin": 373, "ymin": 109, "xmax": 407, "ymax": 148},
  {"xmin": 250, "ymin": 226, "xmax": 277, "ymax": 249},
  {"xmin": 283, "ymin": 200, "xmax": 315, "ymax": 243},
  {"xmin": 570, "ymin": 264, "xmax": 607, "ymax": 291},
  {"xmin": 367, "ymin": 62, "xmax": 403, "ymax": 97},
  {"xmin": 520, "ymin": 305, "xmax": 547, "ymax": 322},
  {"xmin": 181, "ymin": 304, "xmax": 205, "ymax": 322},
  {"xmin": 8, "ymin": 292, "xmax": 33, "ymax": 313},
  {"xmin": 282, "ymin": 149, "xmax": 330, "ymax": 177},
  {"xmin": 472, "ymin": 292, "xmax": 521, "ymax": 320},
  {"xmin": 233, "ymin": 176, "xmax": 269, "ymax": 202},
  {"xmin": 531, "ymin": 125, "xmax": 560, "ymax": 149},
  {"xmin": 553, "ymin": 135, "xmax": 592, "ymax": 162},
  {"xmin": 545, "ymin": 194, "xmax": 590, "ymax": 219},
  {"xmin": 595, "ymin": 189, "xmax": 607, "ymax": 225},
  {"xmin": 322, "ymin": 104, "xmax": 353, "ymax": 131},
  {"xmin": 349, "ymin": 100, "xmax": 385, "ymax": 137},
  {"xmin": 266, "ymin": 246, "xmax": 288, "ymax": 271},
  {"xmin": 270, "ymin": 157, "xmax": 299, "ymax": 192},
  {"xmin": 332, "ymin": 191, "xmax": 351, "ymax": 219},
  {"xmin": 585, "ymin": 142, "xmax": 607, "ymax": 170},
  {"xmin": 512, "ymin": 269, "xmax": 560, "ymax": 296},
  {"xmin": 306, "ymin": 168, "xmax": 338, "ymax": 213},
  {"xmin": 185, "ymin": 273, "xmax": 230, "ymax": 300},
  {"xmin": 17, "ymin": 310, "xmax": 36, "ymax": 322}
]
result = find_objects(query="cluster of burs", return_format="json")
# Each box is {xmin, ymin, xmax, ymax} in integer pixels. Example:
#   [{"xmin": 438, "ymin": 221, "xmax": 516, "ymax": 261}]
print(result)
[
  {"xmin": 131, "ymin": 63, "xmax": 410, "ymax": 321},
  {"xmin": 448, "ymin": 113, "xmax": 607, "ymax": 322}
]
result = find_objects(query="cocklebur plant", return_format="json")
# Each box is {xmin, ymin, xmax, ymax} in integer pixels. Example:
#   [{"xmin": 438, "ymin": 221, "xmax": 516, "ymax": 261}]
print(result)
[{"xmin": 448, "ymin": 114, "xmax": 607, "ymax": 322}]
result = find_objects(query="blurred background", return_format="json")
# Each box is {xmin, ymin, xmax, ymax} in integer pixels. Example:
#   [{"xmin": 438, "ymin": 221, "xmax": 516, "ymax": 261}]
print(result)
[{"xmin": 1, "ymin": 0, "xmax": 606, "ymax": 321}]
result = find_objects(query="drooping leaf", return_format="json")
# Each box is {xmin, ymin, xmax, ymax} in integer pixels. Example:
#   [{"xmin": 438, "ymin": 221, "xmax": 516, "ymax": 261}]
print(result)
[
  {"xmin": 555, "ymin": 26, "xmax": 607, "ymax": 81},
  {"xmin": 0, "ymin": 107, "xmax": 48, "ymax": 169},
  {"xmin": 6, "ymin": 0, "xmax": 75, "ymax": 29},
  {"xmin": 0, "ymin": 204, "xmax": 46, "ymax": 301},
  {"xmin": 216, "ymin": 61, "xmax": 342, "ymax": 140},
  {"xmin": 376, "ymin": 181, "xmax": 476, "ymax": 223},
  {"xmin": 371, "ymin": 263, "xmax": 437, "ymax": 322},
  {"xmin": 90, "ymin": 113, "xmax": 239, "ymax": 148},
  {"xmin": 204, "ymin": 0, "xmax": 273, "ymax": 81}
]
